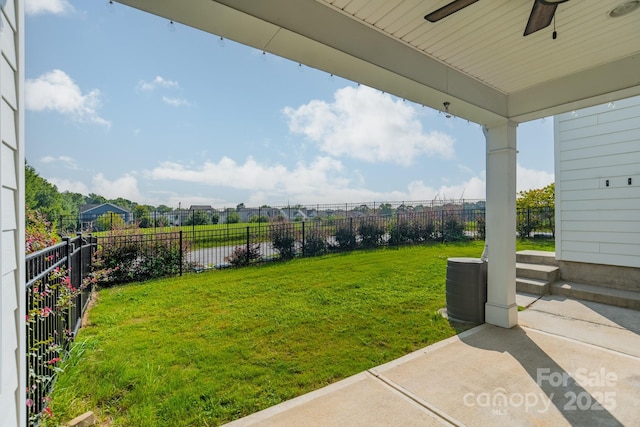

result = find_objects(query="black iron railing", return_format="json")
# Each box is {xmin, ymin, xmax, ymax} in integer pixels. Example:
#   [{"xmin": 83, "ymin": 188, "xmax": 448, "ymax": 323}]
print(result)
[{"xmin": 25, "ymin": 234, "xmax": 97, "ymax": 423}]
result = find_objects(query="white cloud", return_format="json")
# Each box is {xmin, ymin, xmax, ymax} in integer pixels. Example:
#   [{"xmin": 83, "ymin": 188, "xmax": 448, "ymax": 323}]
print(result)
[
  {"xmin": 283, "ymin": 85, "xmax": 455, "ymax": 166},
  {"xmin": 47, "ymin": 159, "xmax": 554, "ymax": 209},
  {"xmin": 517, "ymin": 163, "xmax": 554, "ymax": 193},
  {"xmin": 162, "ymin": 96, "xmax": 190, "ymax": 107},
  {"xmin": 40, "ymin": 155, "xmax": 78, "ymax": 170},
  {"xmin": 25, "ymin": 69, "xmax": 111, "ymax": 127},
  {"xmin": 407, "ymin": 174, "xmax": 486, "ymax": 201},
  {"xmin": 146, "ymin": 155, "xmax": 483, "ymax": 206},
  {"xmin": 137, "ymin": 76, "xmax": 180, "ymax": 91},
  {"xmin": 49, "ymin": 177, "xmax": 89, "ymax": 195},
  {"xmin": 92, "ymin": 173, "xmax": 144, "ymax": 201},
  {"xmin": 26, "ymin": 0, "xmax": 73, "ymax": 15},
  {"xmin": 50, "ymin": 173, "xmax": 146, "ymax": 203}
]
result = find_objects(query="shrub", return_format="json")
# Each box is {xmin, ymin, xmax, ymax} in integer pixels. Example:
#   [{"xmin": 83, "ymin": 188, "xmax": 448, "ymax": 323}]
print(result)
[
  {"xmin": 226, "ymin": 243, "xmax": 262, "ymax": 266},
  {"xmin": 442, "ymin": 216, "xmax": 466, "ymax": 242},
  {"xmin": 302, "ymin": 228, "xmax": 328, "ymax": 257},
  {"xmin": 269, "ymin": 223, "xmax": 298, "ymax": 260},
  {"xmin": 333, "ymin": 221, "xmax": 357, "ymax": 250},
  {"xmin": 226, "ymin": 212, "xmax": 240, "ymax": 224},
  {"xmin": 357, "ymin": 220, "xmax": 385, "ymax": 248},
  {"xmin": 249, "ymin": 215, "xmax": 269, "ymax": 223},
  {"xmin": 95, "ymin": 230, "xmax": 190, "ymax": 285},
  {"xmin": 389, "ymin": 220, "xmax": 411, "ymax": 245},
  {"xmin": 26, "ymin": 207, "xmax": 59, "ymax": 253},
  {"xmin": 410, "ymin": 218, "xmax": 437, "ymax": 242},
  {"xmin": 185, "ymin": 210, "xmax": 211, "ymax": 226},
  {"xmin": 95, "ymin": 212, "xmax": 125, "ymax": 231}
]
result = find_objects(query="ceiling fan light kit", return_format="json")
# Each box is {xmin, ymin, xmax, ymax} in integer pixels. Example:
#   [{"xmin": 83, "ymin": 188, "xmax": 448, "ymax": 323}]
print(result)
[{"xmin": 609, "ymin": 1, "xmax": 640, "ymax": 17}]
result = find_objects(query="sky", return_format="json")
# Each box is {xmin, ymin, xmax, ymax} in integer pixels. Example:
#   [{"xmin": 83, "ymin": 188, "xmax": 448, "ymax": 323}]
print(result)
[{"xmin": 25, "ymin": 0, "xmax": 554, "ymax": 209}]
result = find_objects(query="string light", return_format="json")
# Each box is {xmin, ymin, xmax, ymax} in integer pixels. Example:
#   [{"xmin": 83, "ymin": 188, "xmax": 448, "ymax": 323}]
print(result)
[{"xmin": 443, "ymin": 101, "xmax": 452, "ymax": 118}]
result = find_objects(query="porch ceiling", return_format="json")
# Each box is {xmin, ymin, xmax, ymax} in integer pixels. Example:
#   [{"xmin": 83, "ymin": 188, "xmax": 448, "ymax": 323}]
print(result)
[{"xmin": 117, "ymin": 0, "xmax": 640, "ymax": 125}]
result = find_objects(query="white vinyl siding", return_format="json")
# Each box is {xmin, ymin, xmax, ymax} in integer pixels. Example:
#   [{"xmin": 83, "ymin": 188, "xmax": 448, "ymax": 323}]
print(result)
[
  {"xmin": 0, "ymin": 0, "xmax": 23, "ymax": 425},
  {"xmin": 555, "ymin": 96, "xmax": 640, "ymax": 268}
]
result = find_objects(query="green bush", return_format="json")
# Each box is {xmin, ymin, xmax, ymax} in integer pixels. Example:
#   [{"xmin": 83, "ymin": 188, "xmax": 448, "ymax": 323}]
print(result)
[
  {"xmin": 357, "ymin": 220, "xmax": 385, "ymax": 248},
  {"xmin": 333, "ymin": 222, "xmax": 357, "ymax": 250},
  {"xmin": 269, "ymin": 223, "xmax": 298, "ymax": 260},
  {"xmin": 95, "ymin": 231, "xmax": 190, "ymax": 285},
  {"xmin": 226, "ymin": 243, "xmax": 262, "ymax": 266},
  {"xmin": 249, "ymin": 215, "xmax": 269, "ymax": 223},
  {"xmin": 410, "ymin": 218, "xmax": 437, "ymax": 242},
  {"xmin": 389, "ymin": 220, "xmax": 411, "ymax": 245},
  {"xmin": 442, "ymin": 216, "xmax": 466, "ymax": 242},
  {"xmin": 226, "ymin": 212, "xmax": 240, "ymax": 224},
  {"xmin": 302, "ymin": 228, "xmax": 328, "ymax": 257},
  {"xmin": 95, "ymin": 212, "xmax": 125, "ymax": 231}
]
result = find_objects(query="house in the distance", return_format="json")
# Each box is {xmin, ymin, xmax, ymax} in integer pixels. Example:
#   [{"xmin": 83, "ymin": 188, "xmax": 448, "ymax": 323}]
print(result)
[{"xmin": 79, "ymin": 203, "xmax": 133, "ymax": 229}]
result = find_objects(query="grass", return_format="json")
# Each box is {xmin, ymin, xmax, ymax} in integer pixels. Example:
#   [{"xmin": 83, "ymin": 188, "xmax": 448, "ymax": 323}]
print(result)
[{"xmin": 46, "ymin": 240, "xmax": 553, "ymax": 426}]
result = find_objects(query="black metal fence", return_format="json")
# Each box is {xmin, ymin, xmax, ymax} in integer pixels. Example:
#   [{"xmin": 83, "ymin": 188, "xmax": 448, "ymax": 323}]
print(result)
[
  {"xmin": 93, "ymin": 205, "xmax": 553, "ymax": 275},
  {"xmin": 516, "ymin": 206, "xmax": 555, "ymax": 238},
  {"xmin": 58, "ymin": 199, "xmax": 487, "ymax": 234},
  {"xmin": 92, "ymin": 208, "xmax": 485, "ymax": 273},
  {"xmin": 25, "ymin": 234, "xmax": 97, "ymax": 423}
]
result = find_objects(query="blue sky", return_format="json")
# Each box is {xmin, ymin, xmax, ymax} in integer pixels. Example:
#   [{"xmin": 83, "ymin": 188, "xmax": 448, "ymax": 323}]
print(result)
[{"xmin": 25, "ymin": 0, "xmax": 554, "ymax": 209}]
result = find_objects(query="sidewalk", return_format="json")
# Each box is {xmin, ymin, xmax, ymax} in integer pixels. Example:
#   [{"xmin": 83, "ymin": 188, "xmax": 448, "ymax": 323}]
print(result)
[{"xmin": 224, "ymin": 295, "xmax": 640, "ymax": 426}]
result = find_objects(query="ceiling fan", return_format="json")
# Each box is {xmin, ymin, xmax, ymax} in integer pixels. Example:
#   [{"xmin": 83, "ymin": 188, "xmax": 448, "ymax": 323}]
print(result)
[{"xmin": 424, "ymin": 0, "xmax": 568, "ymax": 36}]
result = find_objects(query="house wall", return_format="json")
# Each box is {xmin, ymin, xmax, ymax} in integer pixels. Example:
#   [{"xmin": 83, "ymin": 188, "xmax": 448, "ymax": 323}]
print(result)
[
  {"xmin": 0, "ymin": 0, "xmax": 24, "ymax": 425},
  {"xmin": 555, "ymin": 96, "xmax": 640, "ymax": 269}
]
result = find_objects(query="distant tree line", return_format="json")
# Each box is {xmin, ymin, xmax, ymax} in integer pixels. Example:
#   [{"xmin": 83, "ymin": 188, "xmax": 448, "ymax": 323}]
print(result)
[{"xmin": 25, "ymin": 163, "xmax": 173, "ymax": 230}]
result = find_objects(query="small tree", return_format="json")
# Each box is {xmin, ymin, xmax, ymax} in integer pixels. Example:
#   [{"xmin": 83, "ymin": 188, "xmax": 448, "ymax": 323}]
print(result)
[
  {"xmin": 185, "ymin": 210, "xmax": 211, "ymax": 226},
  {"xmin": 517, "ymin": 183, "xmax": 555, "ymax": 238},
  {"xmin": 96, "ymin": 212, "xmax": 125, "ymax": 231},
  {"xmin": 226, "ymin": 211, "xmax": 240, "ymax": 224}
]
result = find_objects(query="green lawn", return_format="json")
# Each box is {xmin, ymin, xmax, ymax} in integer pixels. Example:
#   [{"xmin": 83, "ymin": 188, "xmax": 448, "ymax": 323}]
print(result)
[{"xmin": 46, "ymin": 240, "xmax": 553, "ymax": 426}]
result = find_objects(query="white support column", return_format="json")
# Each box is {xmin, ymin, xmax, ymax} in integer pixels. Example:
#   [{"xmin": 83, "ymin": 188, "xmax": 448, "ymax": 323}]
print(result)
[{"xmin": 483, "ymin": 121, "xmax": 518, "ymax": 328}]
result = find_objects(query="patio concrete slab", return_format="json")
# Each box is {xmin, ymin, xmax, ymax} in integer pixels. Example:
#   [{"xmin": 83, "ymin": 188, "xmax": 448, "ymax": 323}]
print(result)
[
  {"xmin": 519, "ymin": 295, "xmax": 640, "ymax": 358},
  {"xmin": 224, "ymin": 371, "xmax": 454, "ymax": 427},
  {"xmin": 516, "ymin": 292, "xmax": 542, "ymax": 308},
  {"xmin": 224, "ymin": 297, "xmax": 640, "ymax": 427}
]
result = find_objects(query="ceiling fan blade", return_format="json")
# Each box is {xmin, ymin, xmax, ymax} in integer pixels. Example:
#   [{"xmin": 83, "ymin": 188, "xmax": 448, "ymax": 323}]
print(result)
[
  {"xmin": 523, "ymin": 0, "xmax": 564, "ymax": 36},
  {"xmin": 425, "ymin": 0, "xmax": 480, "ymax": 22}
]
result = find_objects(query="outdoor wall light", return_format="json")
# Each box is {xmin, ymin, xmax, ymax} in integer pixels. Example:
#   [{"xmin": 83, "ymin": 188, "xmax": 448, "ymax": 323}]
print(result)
[{"xmin": 443, "ymin": 101, "xmax": 452, "ymax": 118}]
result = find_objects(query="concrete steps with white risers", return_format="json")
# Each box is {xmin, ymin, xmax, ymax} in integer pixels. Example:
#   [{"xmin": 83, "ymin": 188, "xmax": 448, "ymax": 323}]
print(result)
[
  {"xmin": 515, "ymin": 251, "xmax": 558, "ymax": 295},
  {"xmin": 513, "ymin": 250, "xmax": 640, "ymax": 310},
  {"xmin": 551, "ymin": 281, "xmax": 640, "ymax": 311}
]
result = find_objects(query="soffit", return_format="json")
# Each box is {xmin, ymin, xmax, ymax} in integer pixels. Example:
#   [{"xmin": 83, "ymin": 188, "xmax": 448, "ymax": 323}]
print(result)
[{"xmin": 116, "ymin": 0, "xmax": 640, "ymax": 124}]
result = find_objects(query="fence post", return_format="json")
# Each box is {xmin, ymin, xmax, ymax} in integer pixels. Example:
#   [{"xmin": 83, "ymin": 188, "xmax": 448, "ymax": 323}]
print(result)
[
  {"xmin": 62, "ymin": 236, "xmax": 72, "ymax": 347},
  {"xmin": 179, "ymin": 230, "xmax": 183, "ymax": 276},
  {"xmin": 302, "ymin": 221, "xmax": 306, "ymax": 257},
  {"xmin": 246, "ymin": 226, "xmax": 251, "ymax": 265}
]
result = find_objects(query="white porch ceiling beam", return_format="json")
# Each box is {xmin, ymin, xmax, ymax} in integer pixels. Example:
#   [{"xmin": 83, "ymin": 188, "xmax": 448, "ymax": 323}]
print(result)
[{"xmin": 510, "ymin": 54, "xmax": 640, "ymax": 122}]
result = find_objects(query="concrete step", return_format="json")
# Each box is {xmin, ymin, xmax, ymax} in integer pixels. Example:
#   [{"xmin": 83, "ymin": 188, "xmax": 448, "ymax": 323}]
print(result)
[
  {"xmin": 516, "ymin": 250, "xmax": 557, "ymax": 266},
  {"xmin": 551, "ymin": 281, "xmax": 640, "ymax": 311},
  {"xmin": 516, "ymin": 262, "xmax": 559, "ymax": 282},
  {"xmin": 516, "ymin": 277, "xmax": 549, "ymax": 295}
]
